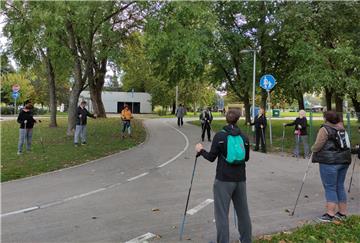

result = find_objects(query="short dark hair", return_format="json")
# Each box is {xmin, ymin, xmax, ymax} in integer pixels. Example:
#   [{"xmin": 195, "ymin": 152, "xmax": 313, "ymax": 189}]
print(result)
[
  {"xmin": 226, "ymin": 109, "xmax": 240, "ymax": 125},
  {"xmin": 324, "ymin": 110, "xmax": 340, "ymax": 124}
]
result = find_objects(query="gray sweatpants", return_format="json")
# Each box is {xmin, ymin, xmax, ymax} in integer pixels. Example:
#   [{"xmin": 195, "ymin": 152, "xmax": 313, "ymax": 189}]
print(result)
[
  {"xmin": 18, "ymin": 128, "xmax": 33, "ymax": 152},
  {"xmin": 213, "ymin": 179, "xmax": 252, "ymax": 243},
  {"xmin": 293, "ymin": 135, "xmax": 309, "ymax": 157},
  {"xmin": 74, "ymin": 125, "xmax": 87, "ymax": 144}
]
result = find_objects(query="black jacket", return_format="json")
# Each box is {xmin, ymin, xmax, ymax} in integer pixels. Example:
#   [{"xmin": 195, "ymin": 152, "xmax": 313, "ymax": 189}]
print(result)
[
  {"xmin": 285, "ymin": 117, "xmax": 308, "ymax": 136},
  {"xmin": 199, "ymin": 110, "xmax": 213, "ymax": 124},
  {"xmin": 76, "ymin": 106, "xmax": 95, "ymax": 125},
  {"xmin": 312, "ymin": 125, "xmax": 352, "ymax": 164},
  {"xmin": 17, "ymin": 109, "xmax": 36, "ymax": 129},
  {"xmin": 251, "ymin": 114, "xmax": 267, "ymax": 130},
  {"xmin": 199, "ymin": 124, "xmax": 250, "ymax": 182}
]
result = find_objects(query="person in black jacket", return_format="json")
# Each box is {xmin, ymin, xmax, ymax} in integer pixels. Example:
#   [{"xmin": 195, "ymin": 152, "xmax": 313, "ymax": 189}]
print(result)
[
  {"xmin": 74, "ymin": 101, "xmax": 96, "ymax": 146},
  {"xmin": 249, "ymin": 107, "xmax": 267, "ymax": 153},
  {"xmin": 284, "ymin": 110, "xmax": 310, "ymax": 158},
  {"xmin": 351, "ymin": 126, "xmax": 360, "ymax": 159},
  {"xmin": 195, "ymin": 109, "xmax": 252, "ymax": 243},
  {"xmin": 311, "ymin": 110, "xmax": 351, "ymax": 222},
  {"xmin": 17, "ymin": 102, "xmax": 37, "ymax": 155},
  {"xmin": 199, "ymin": 107, "xmax": 213, "ymax": 142}
]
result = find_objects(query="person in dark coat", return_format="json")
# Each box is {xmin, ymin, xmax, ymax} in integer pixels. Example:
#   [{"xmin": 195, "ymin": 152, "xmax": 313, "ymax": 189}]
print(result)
[
  {"xmin": 200, "ymin": 107, "xmax": 213, "ymax": 142},
  {"xmin": 74, "ymin": 101, "xmax": 96, "ymax": 146},
  {"xmin": 17, "ymin": 102, "xmax": 37, "ymax": 155},
  {"xmin": 284, "ymin": 109, "xmax": 310, "ymax": 158},
  {"xmin": 249, "ymin": 107, "xmax": 267, "ymax": 153},
  {"xmin": 175, "ymin": 104, "xmax": 186, "ymax": 127},
  {"xmin": 311, "ymin": 110, "xmax": 352, "ymax": 222}
]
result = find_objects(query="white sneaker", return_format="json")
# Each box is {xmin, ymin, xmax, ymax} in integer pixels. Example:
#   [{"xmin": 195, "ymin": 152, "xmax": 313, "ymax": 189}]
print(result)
[{"xmin": 17, "ymin": 151, "xmax": 22, "ymax": 155}]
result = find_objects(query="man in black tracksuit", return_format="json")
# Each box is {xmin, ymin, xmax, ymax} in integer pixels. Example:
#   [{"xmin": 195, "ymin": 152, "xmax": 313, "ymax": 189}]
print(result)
[
  {"xmin": 196, "ymin": 109, "xmax": 252, "ymax": 243},
  {"xmin": 249, "ymin": 108, "xmax": 267, "ymax": 153},
  {"xmin": 200, "ymin": 107, "xmax": 213, "ymax": 142}
]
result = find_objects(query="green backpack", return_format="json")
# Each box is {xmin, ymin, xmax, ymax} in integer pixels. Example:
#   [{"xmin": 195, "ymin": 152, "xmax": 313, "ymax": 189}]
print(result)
[{"xmin": 221, "ymin": 130, "xmax": 246, "ymax": 164}]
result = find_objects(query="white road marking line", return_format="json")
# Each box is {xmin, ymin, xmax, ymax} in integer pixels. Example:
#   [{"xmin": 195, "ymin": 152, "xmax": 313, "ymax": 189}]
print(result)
[
  {"xmin": 1, "ymin": 206, "xmax": 39, "ymax": 217},
  {"xmin": 127, "ymin": 172, "xmax": 149, "ymax": 182},
  {"xmin": 187, "ymin": 199, "xmax": 214, "ymax": 215},
  {"xmin": 158, "ymin": 122, "xmax": 190, "ymax": 168},
  {"xmin": 2, "ymin": 119, "xmax": 190, "ymax": 218},
  {"xmin": 62, "ymin": 188, "xmax": 107, "ymax": 202},
  {"xmin": 125, "ymin": 232, "xmax": 157, "ymax": 243}
]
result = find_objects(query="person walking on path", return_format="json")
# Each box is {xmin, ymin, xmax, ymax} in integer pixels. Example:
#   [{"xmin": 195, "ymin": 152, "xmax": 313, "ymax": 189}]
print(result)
[
  {"xmin": 200, "ymin": 107, "xmax": 213, "ymax": 142},
  {"xmin": 175, "ymin": 104, "xmax": 186, "ymax": 127},
  {"xmin": 74, "ymin": 101, "xmax": 96, "ymax": 146},
  {"xmin": 121, "ymin": 104, "xmax": 133, "ymax": 138},
  {"xmin": 312, "ymin": 110, "xmax": 352, "ymax": 222},
  {"xmin": 284, "ymin": 110, "xmax": 310, "ymax": 158},
  {"xmin": 195, "ymin": 109, "xmax": 252, "ymax": 243},
  {"xmin": 17, "ymin": 102, "xmax": 37, "ymax": 155},
  {"xmin": 249, "ymin": 107, "xmax": 267, "ymax": 153}
]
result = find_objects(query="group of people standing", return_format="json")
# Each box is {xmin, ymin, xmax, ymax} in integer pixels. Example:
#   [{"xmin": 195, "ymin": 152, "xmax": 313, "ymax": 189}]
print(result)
[
  {"xmin": 248, "ymin": 107, "xmax": 311, "ymax": 158},
  {"xmin": 16, "ymin": 100, "xmax": 134, "ymax": 154},
  {"xmin": 195, "ymin": 108, "xmax": 358, "ymax": 242}
]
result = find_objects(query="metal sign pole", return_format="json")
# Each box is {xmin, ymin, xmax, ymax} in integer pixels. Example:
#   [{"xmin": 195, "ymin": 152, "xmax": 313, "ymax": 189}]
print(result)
[{"xmin": 267, "ymin": 90, "xmax": 273, "ymax": 145}]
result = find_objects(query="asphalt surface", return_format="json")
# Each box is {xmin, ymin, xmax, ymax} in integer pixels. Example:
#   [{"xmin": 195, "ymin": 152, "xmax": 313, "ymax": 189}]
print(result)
[{"xmin": 1, "ymin": 118, "xmax": 359, "ymax": 243}]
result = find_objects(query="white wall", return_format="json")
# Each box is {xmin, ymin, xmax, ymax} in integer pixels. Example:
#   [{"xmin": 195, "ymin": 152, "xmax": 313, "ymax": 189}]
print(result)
[{"xmin": 80, "ymin": 91, "xmax": 152, "ymax": 113}]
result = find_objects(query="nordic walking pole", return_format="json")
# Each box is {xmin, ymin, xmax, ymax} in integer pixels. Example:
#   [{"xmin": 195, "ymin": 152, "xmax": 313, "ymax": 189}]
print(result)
[
  {"xmin": 290, "ymin": 153, "xmax": 313, "ymax": 216},
  {"xmin": 179, "ymin": 153, "xmax": 200, "ymax": 240},
  {"xmin": 38, "ymin": 120, "xmax": 45, "ymax": 153},
  {"xmin": 348, "ymin": 155, "xmax": 356, "ymax": 193},
  {"xmin": 281, "ymin": 125, "xmax": 286, "ymax": 154},
  {"xmin": 296, "ymin": 131, "xmax": 300, "ymax": 161},
  {"xmin": 261, "ymin": 127, "xmax": 266, "ymax": 146},
  {"xmin": 24, "ymin": 120, "xmax": 28, "ymax": 151}
]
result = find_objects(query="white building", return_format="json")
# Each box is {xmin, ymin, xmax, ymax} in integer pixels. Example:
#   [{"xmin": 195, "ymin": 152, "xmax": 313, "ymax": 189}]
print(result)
[{"xmin": 80, "ymin": 91, "xmax": 152, "ymax": 113}]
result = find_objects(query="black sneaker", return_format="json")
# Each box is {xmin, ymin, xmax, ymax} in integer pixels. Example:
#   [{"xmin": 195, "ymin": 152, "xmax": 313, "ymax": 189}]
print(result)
[
  {"xmin": 81, "ymin": 142, "xmax": 87, "ymax": 146},
  {"xmin": 335, "ymin": 212, "xmax": 347, "ymax": 221},
  {"xmin": 316, "ymin": 213, "xmax": 334, "ymax": 223}
]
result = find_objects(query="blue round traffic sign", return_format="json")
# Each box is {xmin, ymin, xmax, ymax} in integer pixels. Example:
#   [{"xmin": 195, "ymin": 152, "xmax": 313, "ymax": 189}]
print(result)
[
  {"xmin": 12, "ymin": 92, "xmax": 20, "ymax": 99},
  {"xmin": 260, "ymin": 75, "xmax": 276, "ymax": 91}
]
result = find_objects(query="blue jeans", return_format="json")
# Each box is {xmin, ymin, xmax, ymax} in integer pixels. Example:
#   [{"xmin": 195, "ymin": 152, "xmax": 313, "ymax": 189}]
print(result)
[
  {"xmin": 18, "ymin": 128, "xmax": 33, "ymax": 152},
  {"xmin": 74, "ymin": 125, "xmax": 87, "ymax": 144},
  {"xmin": 319, "ymin": 163, "xmax": 349, "ymax": 203},
  {"xmin": 122, "ymin": 121, "xmax": 131, "ymax": 134}
]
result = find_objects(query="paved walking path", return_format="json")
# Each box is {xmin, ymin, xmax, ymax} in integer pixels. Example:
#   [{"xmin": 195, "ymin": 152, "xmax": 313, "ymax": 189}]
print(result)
[{"xmin": 1, "ymin": 118, "xmax": 359, "ymax": 242}]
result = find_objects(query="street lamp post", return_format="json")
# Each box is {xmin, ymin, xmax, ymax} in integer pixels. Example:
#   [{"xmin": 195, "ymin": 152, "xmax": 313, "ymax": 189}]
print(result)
[{"xmin": 240, "ymin": 49, "xmax": 256, "ymax": 132}]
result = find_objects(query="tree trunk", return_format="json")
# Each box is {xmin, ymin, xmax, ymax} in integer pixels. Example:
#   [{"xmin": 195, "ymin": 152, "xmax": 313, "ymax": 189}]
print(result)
[
  {"xmin": 325, "ymin": 87, "xmax": 332, "ymax": 111},
  {"xmin": 350, "ymin": 94, "xmax": 360, "ymax": 122},
  {"xmin": 335, "ymin": 94, "xmax": 343, "ymax": 113},
  {"xmin": 172, "ymin": 101, "xmax": 176, "ymax": 114},
  {"xmin": 297, "ymin": 93, "xmax": 305, "ymax": 110},
  {"xmin": 89, "ymin": 58, "xmax": 107, "ymax": 117},
  {"xmin": 66, "ymin": 20, "xmax": 88, "ymax": 136},
  {"xmin": 42, "ymin": 49, "xmax": 57, "ymax": 127},
  {"xmin": 244, "ymin": 94, "xmax": 251, "ymax": 124},
  {"xmin": 260, "ymin": 89, "xmax": 267, "ymax": 110}
]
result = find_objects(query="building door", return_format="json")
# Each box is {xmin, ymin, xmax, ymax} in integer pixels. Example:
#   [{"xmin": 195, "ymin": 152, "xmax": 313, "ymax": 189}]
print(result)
[{"xmin": 117, "ymin": 102, "xmax": 141, "ymax": 114}]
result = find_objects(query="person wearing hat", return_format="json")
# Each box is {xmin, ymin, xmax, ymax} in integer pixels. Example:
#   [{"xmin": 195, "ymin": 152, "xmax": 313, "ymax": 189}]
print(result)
[
  {"xmin": 17, "ymin": 102, "xmax": 37, "ymax": 154},
  {"xmin": 74, "ymin": 101, "xmax": 96, "ymax": 146},
  {"xmin": 121, "ymin": 104, "xmax": 133, "ymax": 138}
]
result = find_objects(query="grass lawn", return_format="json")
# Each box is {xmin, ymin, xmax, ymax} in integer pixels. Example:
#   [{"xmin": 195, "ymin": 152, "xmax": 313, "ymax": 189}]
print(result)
[
  {"xmin": 190, "ymin": 120, "xmax": 360, "ymax": 154},
  {"xmin": 255, "ymin": 215, "xmax": 360, "ymax": 243},
  {"xmin": 1, "ymin": 118, "xmax": 146, "ymax": 182}
]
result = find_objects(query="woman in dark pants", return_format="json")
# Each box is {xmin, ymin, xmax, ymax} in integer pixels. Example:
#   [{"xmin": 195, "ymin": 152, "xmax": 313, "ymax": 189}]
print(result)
[
  {"xmin": 249, "ymin": 108, "xmax": 267, "ymax": 153},
  {"xmin": 312, "ymin": 111, "xmax": 351, "ymax": 222}
]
